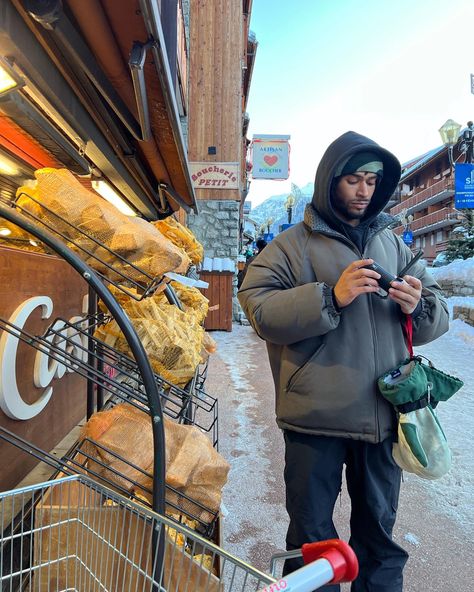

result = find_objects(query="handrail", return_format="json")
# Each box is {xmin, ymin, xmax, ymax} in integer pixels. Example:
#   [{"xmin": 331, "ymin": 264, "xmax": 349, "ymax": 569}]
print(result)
[{"xmin": 391, "ymin": 178, "xmax": 454, "ymax": 215}]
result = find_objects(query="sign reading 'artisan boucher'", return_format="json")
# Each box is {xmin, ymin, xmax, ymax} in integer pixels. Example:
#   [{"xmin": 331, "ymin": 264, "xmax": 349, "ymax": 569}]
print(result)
[
  {"xmin": 189, "ymin": 162, "xmax": 240, "ymax": 190},
  {"xmin": 251, "ymin": 134, "xmax": 291, "ymax": 180}
]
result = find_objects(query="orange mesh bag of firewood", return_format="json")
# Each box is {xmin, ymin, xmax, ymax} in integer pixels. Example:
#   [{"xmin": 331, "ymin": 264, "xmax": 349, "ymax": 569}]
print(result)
[
  {"xmin": 153, "ymin": 216, "xmax": 203, "ymax": 265},
  {"xmin": 15, "ymin": 168, "xmax": 190, "ymax": 283},
  {"xmin": 81, "ymin": 403, "xmax": 229, "ymax": 524}
]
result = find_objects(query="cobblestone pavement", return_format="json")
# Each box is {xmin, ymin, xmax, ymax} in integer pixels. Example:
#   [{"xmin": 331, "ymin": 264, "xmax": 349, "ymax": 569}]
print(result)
[{"xmin": 206, "ymin": 323, "xmax": 474, "ymax": 592}]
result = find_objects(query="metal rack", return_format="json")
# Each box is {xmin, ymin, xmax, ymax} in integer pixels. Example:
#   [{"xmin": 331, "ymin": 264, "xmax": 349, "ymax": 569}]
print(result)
[
  {"xmin": 0, "ymin": 310, "xmax": 219, "ymax": 535},
  {"xmin": 0, "ymin": 201, "xmax": 222, "ymax": 590},
  {"xmin": 0, "ymin": 204, "xmax": 167, "ymax": 517},
  {"xmin": 13, "ymin": 191, "xmax": 170, "ymax": 301}
]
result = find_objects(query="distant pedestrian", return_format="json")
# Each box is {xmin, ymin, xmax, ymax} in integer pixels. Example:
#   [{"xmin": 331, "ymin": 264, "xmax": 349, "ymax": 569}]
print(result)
[
  {"xmin": 238, "ymin": 131, "xmax": 448, "ymax": 591},
  {"xmin": 237, "ymin": 238, "xmax": 267, "ymax": 288}
]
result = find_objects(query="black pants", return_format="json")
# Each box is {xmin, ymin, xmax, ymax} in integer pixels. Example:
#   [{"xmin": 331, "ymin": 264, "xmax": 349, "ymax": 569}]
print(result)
[{"xmin": 283, "ymin": 431, "xmax": 408, "ymax": 592}]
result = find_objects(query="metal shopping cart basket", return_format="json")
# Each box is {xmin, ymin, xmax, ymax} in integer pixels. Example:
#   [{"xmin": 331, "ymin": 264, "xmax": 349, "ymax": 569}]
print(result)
[{"xmin": 1, "ymin": 474, "xmax": 358, "ymax": 592}]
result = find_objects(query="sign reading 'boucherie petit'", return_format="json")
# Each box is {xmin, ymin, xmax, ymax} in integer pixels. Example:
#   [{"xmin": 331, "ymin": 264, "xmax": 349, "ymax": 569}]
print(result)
[{"xmin": 189, "ymin": 162, "xmax": 240, "ymax": 189}]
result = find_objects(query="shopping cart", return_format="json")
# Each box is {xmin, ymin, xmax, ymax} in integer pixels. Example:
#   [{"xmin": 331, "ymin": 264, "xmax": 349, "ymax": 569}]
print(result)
[{"xmin": 0, "ymin": 474, "xmax": 358, "ymax": 592}]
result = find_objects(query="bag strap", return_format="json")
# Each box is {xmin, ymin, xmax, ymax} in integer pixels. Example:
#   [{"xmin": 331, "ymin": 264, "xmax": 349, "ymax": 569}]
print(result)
[{"xmin": 402, "ymin": 314, "xmax": 414, "ymax": 358}]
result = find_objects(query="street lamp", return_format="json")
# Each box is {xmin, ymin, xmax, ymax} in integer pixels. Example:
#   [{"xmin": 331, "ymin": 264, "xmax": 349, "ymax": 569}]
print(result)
[
  {"xmin": 438, "ymin": 119, "xmax": 462, "ymax": 169},
  {"xmin": 266, "ymin": 217, "xmax": 274, "ymax": 234},
  {"xmin": 439, "ymin": 119, "xmax": 474, "ymax": 239},
  {"xmin": 285, "ymin": 193, "xmax": 295, "ymax": 224}
]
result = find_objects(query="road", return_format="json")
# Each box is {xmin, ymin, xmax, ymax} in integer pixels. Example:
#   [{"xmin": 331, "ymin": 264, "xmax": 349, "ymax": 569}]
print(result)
[{"xmin": 206, "ymin": 320, "xmax": 474, "ymax": 591}]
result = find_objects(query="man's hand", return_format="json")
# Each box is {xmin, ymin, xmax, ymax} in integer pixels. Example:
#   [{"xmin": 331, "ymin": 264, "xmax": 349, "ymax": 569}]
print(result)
[
  {"xmin": 333, "ymin": 259, "xmax": 381, "ymax": 308},
  {"xmin": 388, "ymin": 275, "xmax": 422, "ymax": 314}
]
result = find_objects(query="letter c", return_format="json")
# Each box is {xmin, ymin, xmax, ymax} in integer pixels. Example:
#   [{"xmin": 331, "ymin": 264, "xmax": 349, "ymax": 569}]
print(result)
[{"xmin": 0, "ymin": 296, "xmax": 54, "ymax": 420}]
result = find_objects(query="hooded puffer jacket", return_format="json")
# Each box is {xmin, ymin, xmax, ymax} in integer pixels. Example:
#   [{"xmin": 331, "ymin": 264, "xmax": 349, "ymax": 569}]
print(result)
[{"xmin": 238, "ymin": 131, "xmax": 449, "ymax": 442}]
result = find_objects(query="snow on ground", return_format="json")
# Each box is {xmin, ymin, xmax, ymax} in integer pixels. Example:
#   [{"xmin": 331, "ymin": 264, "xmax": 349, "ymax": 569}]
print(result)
[
  {"xmin": 429, "ymin": 256, "xmax": 474, "ymax": 282},
  {"xmin": 212, "ymin": 258, "xmax": 474, "ymax": 586},
  {"xmin": 410, "ymin": 310, "xmax": 474, "ymax": 538},
  {"xmin": 402, "ymin": 271, "xmax": 474, "ymax": 540}
]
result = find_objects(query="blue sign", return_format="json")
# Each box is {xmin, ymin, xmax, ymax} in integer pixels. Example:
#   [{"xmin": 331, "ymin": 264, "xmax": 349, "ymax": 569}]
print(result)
[
  {"xmin": 280, "ymin": 223, "xmax": 294, "ymax": 232},
  {"xmin": 263, "ymin": 232, "xmax": 274, "ymax": 242},
  {"xmin": 402, "ymin": 229, "xmax": 413, "ymax": 245},
  {"xmin": 454, "ymin": 163, "xmax": 474, "ymax": 208}
]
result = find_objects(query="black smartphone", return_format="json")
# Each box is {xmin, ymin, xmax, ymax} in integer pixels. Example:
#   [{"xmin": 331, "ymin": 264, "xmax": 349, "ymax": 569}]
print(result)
[{"xmin": 363, "ymin": 262, "xmax": 401, "ymax": 292}]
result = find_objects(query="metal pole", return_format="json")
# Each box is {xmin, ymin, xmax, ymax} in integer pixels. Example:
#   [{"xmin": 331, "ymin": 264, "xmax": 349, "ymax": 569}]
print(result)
[{"xmin": 86, "ymin": 285, "xmax": 97, "ymax": 418}]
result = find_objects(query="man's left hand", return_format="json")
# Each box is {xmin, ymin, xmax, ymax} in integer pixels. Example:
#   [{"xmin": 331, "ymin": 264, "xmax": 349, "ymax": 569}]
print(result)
[{"xmin": 388, "ymin": 275, "xmax": 422, "ymax": 314}]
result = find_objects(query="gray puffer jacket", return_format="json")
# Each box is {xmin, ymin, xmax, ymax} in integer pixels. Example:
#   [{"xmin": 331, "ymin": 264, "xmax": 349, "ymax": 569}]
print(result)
[{"xmin": 238, "ymin": 131, "xmax": 449, "ymax": 443}]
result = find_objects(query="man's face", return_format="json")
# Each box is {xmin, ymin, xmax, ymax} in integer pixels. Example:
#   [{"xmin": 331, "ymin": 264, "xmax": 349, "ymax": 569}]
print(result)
[{"xmin": 332, "ymin": 172, "xmax": 378, "ymax": 226}]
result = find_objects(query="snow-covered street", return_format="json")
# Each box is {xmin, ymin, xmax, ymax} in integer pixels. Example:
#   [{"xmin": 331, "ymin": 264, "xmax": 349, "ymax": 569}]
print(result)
[{"xmin": 206, "ymin": 265, "xmax": 474, "ymax": 591}]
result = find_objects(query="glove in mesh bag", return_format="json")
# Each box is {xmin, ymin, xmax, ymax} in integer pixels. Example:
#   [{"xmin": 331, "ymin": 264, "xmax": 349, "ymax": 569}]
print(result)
[{"xmin": 16, "ymin": 168, "xmax": 190, "ymax": 284}]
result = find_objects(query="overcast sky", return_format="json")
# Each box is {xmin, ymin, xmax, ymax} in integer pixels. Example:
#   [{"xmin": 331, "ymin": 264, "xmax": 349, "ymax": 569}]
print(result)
[{"xmin": 246, "ymin": 0, "xmax": 474, "ymax": 207}]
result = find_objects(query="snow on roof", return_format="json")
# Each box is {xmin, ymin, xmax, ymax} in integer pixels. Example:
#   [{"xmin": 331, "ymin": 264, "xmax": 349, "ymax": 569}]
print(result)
[
  {"xmin": 201, "ymin": 257, "xmax": 236, "ymax": 273},
  {"xmin": 401, "ymin": 145, "xmax": 445, "ymax": 180}
]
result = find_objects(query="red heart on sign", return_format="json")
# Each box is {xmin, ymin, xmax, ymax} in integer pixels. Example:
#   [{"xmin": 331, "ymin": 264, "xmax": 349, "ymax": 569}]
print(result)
[{"xmin": 264, "ymin": 155, "xmax": 278, "ymax": 166}]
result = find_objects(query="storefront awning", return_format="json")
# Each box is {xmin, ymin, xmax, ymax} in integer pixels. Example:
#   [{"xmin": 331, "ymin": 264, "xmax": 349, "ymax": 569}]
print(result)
[{"xmin": 0, "ymin": 0, "xmax": 197, "ymax": 217}]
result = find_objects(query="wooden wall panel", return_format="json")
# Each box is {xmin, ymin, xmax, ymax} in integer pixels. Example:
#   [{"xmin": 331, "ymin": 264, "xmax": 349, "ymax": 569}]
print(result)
[
  {"xmin": 0, "ymin": 247, "xmax": 88, "ymax": 490},
  {"xmin": 188, "ymin": 0, "xmax": 243, "ymax": 202},
  {"xmin": 199, "ymin": 271, "xmax": 233, "ymax": 331}
]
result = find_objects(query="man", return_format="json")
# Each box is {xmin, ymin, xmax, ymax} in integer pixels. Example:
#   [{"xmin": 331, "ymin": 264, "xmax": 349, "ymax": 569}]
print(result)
[{"xmin": 238, "ymin": 131, "xmax": 448, "ymax": 591}]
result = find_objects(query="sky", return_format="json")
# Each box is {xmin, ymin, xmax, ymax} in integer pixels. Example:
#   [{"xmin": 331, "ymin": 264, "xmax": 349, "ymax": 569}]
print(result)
[{"xmin": 245, "ymin": 0, "xmax": 474, "ymax": 207}]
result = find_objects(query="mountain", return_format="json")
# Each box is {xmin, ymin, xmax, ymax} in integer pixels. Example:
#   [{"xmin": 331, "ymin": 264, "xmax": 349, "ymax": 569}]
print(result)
[{"xmin": 250, "ymin": 182, "xmax": 313, "ymax": 234}]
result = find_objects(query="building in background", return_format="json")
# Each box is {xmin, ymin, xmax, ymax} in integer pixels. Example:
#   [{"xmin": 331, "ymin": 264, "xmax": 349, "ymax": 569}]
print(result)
[{"xmin": 390, "ymin": 141, "xmax": 467, "ymax": 262}]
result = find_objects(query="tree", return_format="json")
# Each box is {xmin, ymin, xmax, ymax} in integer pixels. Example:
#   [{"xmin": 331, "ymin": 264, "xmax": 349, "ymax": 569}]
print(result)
[{"xmin": 445, "ymin": 209, "xmax": 474, "ymax": 261}]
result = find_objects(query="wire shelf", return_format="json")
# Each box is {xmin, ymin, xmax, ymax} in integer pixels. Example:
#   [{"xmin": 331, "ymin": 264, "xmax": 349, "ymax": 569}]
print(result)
[
  {"xmin": 11, "ymin": 192, "xmax": 170, "ymax": 301},
  {"xmin": 0, "ymin": 313, "xmax": 220, "ymax": 536},
  {"xmin": 0, "ymin": 313, "xmax": 217, "ymax": 442},
  {"xmin": 0, "ymin": 419, "xmax": 219, "ymax": 541}
]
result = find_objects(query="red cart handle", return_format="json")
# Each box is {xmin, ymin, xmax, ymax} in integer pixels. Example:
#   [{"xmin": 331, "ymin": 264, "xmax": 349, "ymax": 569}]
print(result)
[{"xmin": 301, "ymin": 539, "xmax": 359, "ymax": 584}]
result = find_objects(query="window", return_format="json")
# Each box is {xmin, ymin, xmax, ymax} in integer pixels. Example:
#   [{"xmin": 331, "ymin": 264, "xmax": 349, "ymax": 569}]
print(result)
[
  {"xmin": 430, "ymin": 234, "xmax": 434, "ymax": 245},
  {"xmin": 436, "ymin": 231, "xmax": 443, "ymax": 242},
  {"xmin": 422, "ymin": 236, "xmax": 426, "ymax": 247},
  {"xmin": 415, "ymin": 237, "xmax": 421, "ymax": 248}
]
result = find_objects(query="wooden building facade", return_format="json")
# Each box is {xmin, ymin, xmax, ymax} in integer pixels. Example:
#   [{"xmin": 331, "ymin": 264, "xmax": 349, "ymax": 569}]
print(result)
[
  {"xmin": 390, "ymin": 144, "xmax": 464, "ymax": 262},
  {"xmin": 188, "ymin": 0, "xmax": 255, "ymax": 203}
]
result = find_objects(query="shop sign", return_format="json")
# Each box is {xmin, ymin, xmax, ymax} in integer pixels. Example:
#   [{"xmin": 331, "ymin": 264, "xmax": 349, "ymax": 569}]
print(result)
[
  {"xmin": 189, "ymin": 162, "xmax": 240, "ymax": 189},
  {"xmin": 455, "ymin": 163, "xmax": 474, "ymax": 208},
  {"xmin": 0, "ymin": 295, "xmax": 87, "ymax": 420},
  {"xmin": 251, "ymin": 135, "xmax": 290, "ymax": 180}
]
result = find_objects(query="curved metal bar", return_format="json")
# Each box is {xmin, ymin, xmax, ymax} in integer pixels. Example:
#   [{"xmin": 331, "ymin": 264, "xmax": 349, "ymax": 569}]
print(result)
[
  {"xmin": 163, "ymin": 283, "xmax": 184, "ymax": 310},
  {"xmin": 0, "ymin": 204, "xmax": 165, "ymax": 516}
]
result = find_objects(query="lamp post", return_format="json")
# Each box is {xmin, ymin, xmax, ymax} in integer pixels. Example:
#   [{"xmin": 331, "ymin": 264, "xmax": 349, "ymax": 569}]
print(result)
[
  {"xmin": 266, "ymin": 217, "xmax": 274, "ymax": 235},
  {"xmin": 439, "ymin": 119, "xmax": 474, "ymax": 240},
  {"xmin": 459, "ymin": 121, "xmax": 474, "ymax": 164},
  {"xmin": 285, "ymin": 193, "xmax": 295, "ymax": 225}
]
